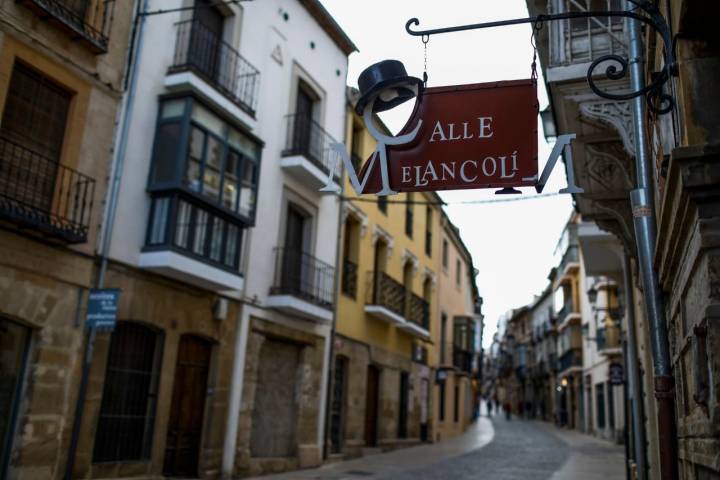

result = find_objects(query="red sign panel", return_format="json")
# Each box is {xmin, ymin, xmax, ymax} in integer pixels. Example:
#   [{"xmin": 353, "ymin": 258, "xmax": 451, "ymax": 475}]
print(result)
[{"xmin": 360, "ymin": 80, "xmax": 538, "ymax": 193}]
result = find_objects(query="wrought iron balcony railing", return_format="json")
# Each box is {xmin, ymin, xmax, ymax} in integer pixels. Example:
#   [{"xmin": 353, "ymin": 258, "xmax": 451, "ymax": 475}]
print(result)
[
  {"xmin": 548, "ymin": 0, "xmax": 628, "ymax": 68},
  {"xmin": 596, "ymin": 324, "xmax": 621, "ymax": 351},
  {"xmin": 341, "ymin": 258, "xmax": 357, "ymax": 298},
  {"xmin": 405, "ymin": 293, "xmax": 429, "ymax": 330},
  {"xmin": 0, "ymin": 137, "xmax": 95, "ymax": 243},
  {"xmin": 282, "ymin": 113, "xmax": 339, "ymax": 180},
  {"xmin": 558, "ymin": 348, "xmax": 582, "ymax": 372},
  {"xmin": 170, "ymin": 19, "xmax": 260, "ymax": 116},
  {"xmin": 270, "ymin": 247, "xmax": 335, "ymax": 308},
  {"xmin": 20, "ymin": 0, "xmax": 114, "ymax": 53},
  {"xmin": 453, "ymin": 344, "xmax": 473, "ymax": 374},
  {"xmin": 366, "ymin": 271, "xmax": 406, "ymax": 318},
  {"xmin": 558, "ymin": 245, "xmax": 579, "ymax": 275}
]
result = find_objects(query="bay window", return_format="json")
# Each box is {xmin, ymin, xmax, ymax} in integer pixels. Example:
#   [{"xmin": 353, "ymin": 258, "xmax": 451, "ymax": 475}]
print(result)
[{"xmin": 145, "ymin": 96, "xmax": 261, "ymax": 271}]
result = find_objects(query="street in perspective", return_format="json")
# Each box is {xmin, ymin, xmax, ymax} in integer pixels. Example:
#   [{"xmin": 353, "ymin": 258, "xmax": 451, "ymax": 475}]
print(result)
[{"xmin": 0, "ymin": 1, "xmax": 717, "ymax": 480}]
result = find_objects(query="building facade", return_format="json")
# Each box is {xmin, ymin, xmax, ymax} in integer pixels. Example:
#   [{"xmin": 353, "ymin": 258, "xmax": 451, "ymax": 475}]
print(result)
[
  {"xmin": 0, "ymin": 0, "xmax": 134, "ymax": 478},
  {"xmin": 329, "ymin": 94, "xmax": 441, "ymax": 458},
  {"xmin": 528, "ymin": 0, "xmax": 720, "ymax": 477},
  {"xmin": 433, "ymin": 214, "xmax": 483, "ymax": 441}
]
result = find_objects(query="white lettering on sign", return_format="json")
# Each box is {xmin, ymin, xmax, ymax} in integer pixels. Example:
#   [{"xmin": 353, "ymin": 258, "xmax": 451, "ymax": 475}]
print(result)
[{"xmin": 428, "ymin": 117, "xmax": 494, "ymax": 142}]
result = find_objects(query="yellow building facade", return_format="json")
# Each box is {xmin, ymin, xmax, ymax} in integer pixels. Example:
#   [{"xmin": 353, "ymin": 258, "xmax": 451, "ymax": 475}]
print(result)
[
  {"xmin": 328, "ymin": 95, "xmax": 443, "ymax": 457},
  {"xmin": 433, "ymin": 214, "xmax": 482, "ymax": 441}
]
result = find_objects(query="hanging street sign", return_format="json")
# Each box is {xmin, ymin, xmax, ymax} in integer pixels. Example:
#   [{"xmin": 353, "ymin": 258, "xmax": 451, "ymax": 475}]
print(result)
[
  {"xmin": 359, "ymin": 80, "xmax": 539, "ymax": 194},
  {"xmin": 608, "ymin": 362, "xmax": 624, "ymax": 385},
  {"xmin": 85, "ymin": 288, "xmax": 121, "ymax": 332},
  {"xmin": 321, "ymin": 60, "xmax": 584, "ymax": 197}
]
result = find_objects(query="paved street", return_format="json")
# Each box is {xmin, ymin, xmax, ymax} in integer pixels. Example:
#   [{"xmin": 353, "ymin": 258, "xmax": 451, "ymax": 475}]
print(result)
[{"xmin": 249, "ymin": 412, "xmax": 625, "ymax": 480}]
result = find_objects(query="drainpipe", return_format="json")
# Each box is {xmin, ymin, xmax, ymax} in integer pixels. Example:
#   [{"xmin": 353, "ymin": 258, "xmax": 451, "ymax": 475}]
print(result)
[
  {"xmin": 64, "ymin": 1, "xmax": 148, "ymax": 478},
  {"xmin": 627, "ymin": 10, "xmax": 677, "ymax": 480},
  {"xmin": 322, "ymin": 118, "xmax": 348, "ymax": 461},
  {"xmin": 623, "ymin": 253, "xmax": 647, "ymax": 480}
]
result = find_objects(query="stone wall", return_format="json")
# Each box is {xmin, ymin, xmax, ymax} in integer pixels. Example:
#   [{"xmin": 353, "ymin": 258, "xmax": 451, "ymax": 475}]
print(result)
[
  {"xmin": 331, "ymin": 335, "xmax": 427, "ymax": 457},
  {"xmin": 235, "ymin": 317, "xmax": 324, "ymax": 477}
]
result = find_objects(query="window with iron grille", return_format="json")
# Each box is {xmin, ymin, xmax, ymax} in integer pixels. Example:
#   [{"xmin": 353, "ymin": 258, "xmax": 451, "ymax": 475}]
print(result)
[{"xmin": 93, "ymin": 322, "xmax": 163, "ymax": 463}]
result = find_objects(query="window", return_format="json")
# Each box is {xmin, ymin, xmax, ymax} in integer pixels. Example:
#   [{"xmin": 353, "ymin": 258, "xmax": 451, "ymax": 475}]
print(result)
[
  {"xmin": 94, "ymin": 323, "xmax": 163, "ymax": 462},
  {"xmin": 456, "ymin": 259, "xmax": 461, "ymax": 287},
  {"xmin": 146, "ymin": 195, "xmax": 242, "ymax": 270},
  {"xmin": 442, "ymin": 239, "xmax": 448, "ymax": 270},
  {"xmin": 405, "ymin": 193, "xmax": 414, "ymax": 237},
  {"xmin": 149, "ymin": 97, "xmax": 261, "ymax": 223},
  {"xmin": 440, "ymin": 313, "xmax": 447, "ymax": 364},
  {"xmin": 377, "ymin": 195, "xmax": 387, "ymax": 214},
  {"xmin": 425, "ymin": 207, "xmax": 432, "ymax": 257}
]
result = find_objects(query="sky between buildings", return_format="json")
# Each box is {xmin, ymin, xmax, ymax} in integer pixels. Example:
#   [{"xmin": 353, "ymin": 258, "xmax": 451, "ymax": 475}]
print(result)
[{"xmin": 319, "ymin": 0, "xmax": 574, "ymax": 348}]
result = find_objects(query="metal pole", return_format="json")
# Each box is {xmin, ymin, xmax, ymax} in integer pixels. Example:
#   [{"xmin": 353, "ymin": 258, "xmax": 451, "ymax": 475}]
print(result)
[
  {"xmin": 64, "ymin": 1, "xmax": 148, "ymax": 477},
  {"xmin": 623, "ymin": 253, "xmax": 647, "ymax": 480},
  {"xmin": 627, "ymin": 10, "xmax": 677, "ymax": 480}
]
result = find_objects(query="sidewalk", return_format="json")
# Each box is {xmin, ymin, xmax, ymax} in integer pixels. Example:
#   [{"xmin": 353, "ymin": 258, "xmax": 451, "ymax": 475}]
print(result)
[
  {"xmin": 245, "ymin": 416, "xmax": 495, "ymax": 480},
  {"xmin": 541, "ymin": 423, "xmax": 626, "ymax": 480}
]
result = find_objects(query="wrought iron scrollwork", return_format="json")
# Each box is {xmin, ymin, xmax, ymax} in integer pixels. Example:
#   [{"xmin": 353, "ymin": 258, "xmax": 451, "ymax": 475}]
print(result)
[{"xmin": 405, "ymin": 0, "xmax": 677, "ymax": 114}]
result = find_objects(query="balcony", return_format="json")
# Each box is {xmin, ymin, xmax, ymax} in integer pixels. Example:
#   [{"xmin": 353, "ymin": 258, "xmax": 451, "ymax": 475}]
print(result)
[
  {"xmin": 558, "ymin": 348, "xmax": 583, "ymax": 375},
  {"xmin": 281, "ymin": 113, "xmax": 340, "ymax": 190},
  {"xmin": 557, "ymin": 300, "xmax": 580, "ymax": 328},
  {"xmin": 268, "ymin": 247, "xmax": 334, "ymax": 322},
  {"xmin": 0, "ymin": 138, "xmax": 95, "ymax": 244},
  {"xmin": 364, "ymin": 271, "xmax": 407, "ymax": 326},
  {"xmin": 558, "ymin": 245, "xmax": 580, "ymax": 279},
  {"xmin": 401, "ymin": 293, "xmax": 430, "ymax": 338},
  {"xmin": 596, "ymin": 324, "xmax": 622, "ymax": 356},
  {"xmin": 453, "ymin": 344, "xmax": 473, "ymax": 374},
  {"xmin": 340, "ymin": 258, "xmax": 358, "ymax": 298},
  {"xmin": 548, "ymin": 0, "xmax": 628, "ymax": 73},
  {"xmin": 169, "ymin": 19, "xmax": 260, "ymax": 117},
  {"xmin": 20, "ymin": 0, "xmax": 113, "ymax": 53}
]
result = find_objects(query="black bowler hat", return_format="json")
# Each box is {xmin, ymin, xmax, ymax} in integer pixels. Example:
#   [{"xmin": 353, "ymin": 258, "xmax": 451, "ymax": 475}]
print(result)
[{"xmin": 355, "ymin": 60, "xmax": 422, "ymax": 116}]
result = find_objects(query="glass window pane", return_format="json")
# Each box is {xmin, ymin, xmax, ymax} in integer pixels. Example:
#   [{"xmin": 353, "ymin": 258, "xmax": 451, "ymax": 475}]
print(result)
[
  {"xmin": 193, "ymin": 209, "xmax": 209, "ymax": 255},
  {"xmin": 229, "ymin": 128, "xmax": 260, "ymax": 160},
  {"xmin": 222, "ymin": 150, "xmax": 240, "ymax": 211},
  {"xmin": 186, "ymin": 126, "xmax": 204, "ymax": 192},
  {"xmin": 238, "ymin": 185, "xmax": 255, "ymax": 218},
  {"xmin": 174, "ymin": 200, "xmax": 192, "ymax": 248},
  {"xmin": 192, "ymin": 103, "xmax": 224, "ymax": 137},
  {"xmin": 161, "ymin": 99, "xmax": 186, "ymax": 120},
  {"xmin": 202, "ymin": 136, "xmax": 222, "ymax": 201},
  {"xmin": 148, "ymin": 197, "xmax": 170, "ymax": 245},
  {"xmin": 225, "ymin": 224, "xmax": 239, "ymax": 267},
  {"xmin": 152, "ymin": 123, "xmax": 181, "ymax": 184},
  {"xmin": 210, "ymin": 217, "xmax": 224, "ymax": 262}
]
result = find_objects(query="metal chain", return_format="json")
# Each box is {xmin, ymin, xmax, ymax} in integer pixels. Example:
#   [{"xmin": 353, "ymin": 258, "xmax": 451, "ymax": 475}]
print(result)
[
  {"xmin": 422, "ymin": 34, "xmax": 429, "ymax": 87},
  {"xmin": 530, "ymin": 19, "xmax": 543, "ymax": 83}
]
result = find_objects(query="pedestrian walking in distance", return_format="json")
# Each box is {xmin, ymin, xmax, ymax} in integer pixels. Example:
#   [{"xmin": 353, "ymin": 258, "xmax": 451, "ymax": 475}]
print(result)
[{"xmin": 486, "ymin": 397, "xmax": 493, "ymax": 417}]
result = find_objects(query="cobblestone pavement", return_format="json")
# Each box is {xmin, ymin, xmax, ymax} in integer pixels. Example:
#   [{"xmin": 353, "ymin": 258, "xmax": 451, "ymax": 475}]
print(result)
[{"xmin": 247, "ymin": 413, "xmax": 625, "ymax": 480}]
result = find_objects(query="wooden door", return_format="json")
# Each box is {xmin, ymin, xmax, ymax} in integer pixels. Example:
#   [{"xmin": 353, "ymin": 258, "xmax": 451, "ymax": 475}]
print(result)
[
  {"xmin": 293, "ymin": 87, "xmax": 314, "ymax": 154},
  {"xmin": 190, "ymin": 0, "xmax": 224, "ymax": 81},
  {"xmin": 329, "ymin": 357, "xmax": 347, "ymax": 454},
  {"xmin": 163, "ymin": 335, "xmax": 212, "ymax": 477},
  {"xmin": 364, "ymin": 366, "xmax": 379, "ymax": 447},
  {"xmin": 282, "ymin": 205, "xmax": 306, "ymax": 295}
]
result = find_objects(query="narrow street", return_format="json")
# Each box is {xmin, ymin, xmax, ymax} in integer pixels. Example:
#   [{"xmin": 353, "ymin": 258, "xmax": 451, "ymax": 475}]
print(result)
[{"xmin": 249, "ymin": 411, "xmax": 625, "ymax": 480}]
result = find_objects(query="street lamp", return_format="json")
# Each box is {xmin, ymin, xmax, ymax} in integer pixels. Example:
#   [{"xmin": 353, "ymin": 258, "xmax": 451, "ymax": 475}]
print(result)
[{"xmin": 540, "ymin": 106, "xmax": 557, "ymax": 142}]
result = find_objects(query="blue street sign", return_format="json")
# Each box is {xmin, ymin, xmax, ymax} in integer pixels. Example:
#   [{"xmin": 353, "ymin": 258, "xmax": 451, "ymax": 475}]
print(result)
[{"xmin": 86, "ymin": 289, "xmax": 121, "ymax": 331}]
